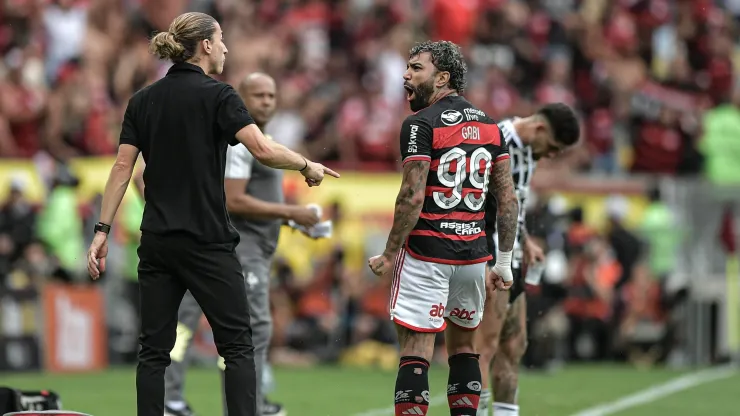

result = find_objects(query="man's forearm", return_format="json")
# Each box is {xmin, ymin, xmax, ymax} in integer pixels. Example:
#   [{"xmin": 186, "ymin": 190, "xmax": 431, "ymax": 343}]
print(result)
[
  {"xmin": 383, "ymin": 161, "xmax": 428, "ymax": 258},
  {"xmin": 226, "ymin": 194, "xmax": 294, "ymax": 221},
  {"xmin": 383, "ymin": 194, "xmax": 424, "ymax": 257},
  {"xmin": 99, "ymin": 162, "xmax": 133, "ymax": 224},
  {"xmin": 237, "ymin": 125, "xmax": 307, "ymax": 171},
  {"xmin": 383, "ymin": 193, "xmax": 424, "ymax": 258},
  {"xmin": 496, "ymin": 197, "xmax": 519, "ymax": 252},
  {"xmin": 258, "ymin": 140, "xmax": 308, "ymax": 171},
  {"xmin": 490, "ymin": 160, "xmax": 519, "ymax": 253}
]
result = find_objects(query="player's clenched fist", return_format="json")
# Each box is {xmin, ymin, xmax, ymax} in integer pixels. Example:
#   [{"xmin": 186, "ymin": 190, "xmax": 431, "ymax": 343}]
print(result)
[
  {"xmin": 368, "ymin": 254, "xmax": 393, "ymax": 277},
  {"xmin": 487, "ymin": 267, "xmax": 513, "ymax": 291},
  {"xmin": 488, "ymin": 249, "xmax": 514, "ymax": 291}
]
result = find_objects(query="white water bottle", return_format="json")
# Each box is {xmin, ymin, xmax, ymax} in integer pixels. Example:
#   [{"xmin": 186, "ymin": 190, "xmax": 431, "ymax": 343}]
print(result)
[{"xmin": 525, "ymin": 262, "xmax": 545, "ymax": 285}]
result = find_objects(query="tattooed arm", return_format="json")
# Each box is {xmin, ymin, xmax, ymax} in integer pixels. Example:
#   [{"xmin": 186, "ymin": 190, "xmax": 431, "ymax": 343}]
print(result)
[
  {"xmin": 489, "ymin": 160, "xmax": 519, "ymax": 252},
  {"xmin": 382, "ymin": 160, "xmax": 430, "ymax": 258}
]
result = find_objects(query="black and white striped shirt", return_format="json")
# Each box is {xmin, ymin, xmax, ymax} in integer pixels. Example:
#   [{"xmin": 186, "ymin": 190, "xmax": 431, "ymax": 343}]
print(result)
[{"xmin": 485, "ymin": 118, "xmax": 537, "ymax": 268}]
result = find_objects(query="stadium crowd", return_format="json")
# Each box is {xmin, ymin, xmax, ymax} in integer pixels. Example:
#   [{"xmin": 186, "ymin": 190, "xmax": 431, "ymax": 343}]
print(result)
[{"xmin": 1, "ymin": 0, "xmax": 740, "ymax": 372}]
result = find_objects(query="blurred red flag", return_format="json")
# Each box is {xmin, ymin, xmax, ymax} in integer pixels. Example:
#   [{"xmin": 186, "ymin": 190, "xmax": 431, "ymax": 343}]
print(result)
[{"xmin": 719, "ymin": 204, "xmax": 737, "ymax": 255}]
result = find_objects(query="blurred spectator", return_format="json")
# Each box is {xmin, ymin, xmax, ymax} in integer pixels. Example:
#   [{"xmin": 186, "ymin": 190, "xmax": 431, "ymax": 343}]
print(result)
[
  {"xmin": 0, "ymin": 176, "xmax": 37, "ymax": 263},
  {"xmin": 604, "ymin": 195, "xmax": 642, "ymax": 289},
  {"xmin": 638, "ymin": 185, "xmax": 681, "ymax": 283},
  {"xmin": 699, "ymin": 81, "xmax": 740, "ymax": 184},
  {"xmin": 617, "ymin": 262, "xmax": 669, "ymax": 365},
  {"xmin": 285, "ymin": 248, "xmax": 344, "ymax": 362},
  {"xmin": 36, "ymin": 167, "xmax": 84, "ymax": 281},
  {"xmin": 565, "ymin": 207, "xmax": 595, "ymax": 256},
  {"xmin": 0, "ymin": 47, "xmax": 46, "ymax": 158},
  {"xmin": 42, "ymin": 0, "xmax": 88, "ymax": 84},
  {"xmin": 564, "ymin": 236, "xmax": 622, "ymax": 361}
]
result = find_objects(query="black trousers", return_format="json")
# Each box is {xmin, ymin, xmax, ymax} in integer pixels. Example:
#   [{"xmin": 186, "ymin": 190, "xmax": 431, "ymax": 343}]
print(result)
[{"xmin": 136, "ymin": 233, "xmax": 256, "ymax": 416}]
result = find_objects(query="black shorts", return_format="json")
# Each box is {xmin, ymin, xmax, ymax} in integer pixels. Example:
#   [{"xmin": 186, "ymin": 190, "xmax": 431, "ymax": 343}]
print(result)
[{"xmin": 508, "ymin": 267, "xmax": 525, "ymax": 304}]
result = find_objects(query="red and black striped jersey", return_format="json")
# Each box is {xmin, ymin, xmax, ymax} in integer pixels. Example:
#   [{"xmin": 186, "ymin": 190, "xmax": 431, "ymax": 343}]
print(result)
[{"xmin": 399, "ymin": 95, "xmax": 509, "ymax": 265}]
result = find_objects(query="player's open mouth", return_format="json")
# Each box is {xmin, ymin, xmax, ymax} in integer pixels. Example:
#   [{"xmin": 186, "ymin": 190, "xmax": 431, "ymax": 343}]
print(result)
[{"xmin": 404, "ymin": 85, "xmax": 415, "ymax": 101}]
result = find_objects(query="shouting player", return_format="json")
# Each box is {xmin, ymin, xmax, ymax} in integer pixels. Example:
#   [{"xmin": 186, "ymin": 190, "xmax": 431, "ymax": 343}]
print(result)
[
  {"xmin": 476, "ymin": 105, "xmax": 580, "ymax": 416},
  {"xmin": 159, "ymin": 73, "xmax": 319, "ymax": 416},
  {"xmin": 368, "ymin": 41, "xmax": 519, "ymax": 416}
]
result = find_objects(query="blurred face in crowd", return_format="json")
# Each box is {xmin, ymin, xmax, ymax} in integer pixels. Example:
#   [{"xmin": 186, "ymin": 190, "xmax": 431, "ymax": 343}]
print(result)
[
  {"xmin": 404, "ymin": 52, "xmax": 442, "ymax": 112},
  {"xmin": 239, "ymin": 74, "xmax": 277, "ymax": 127}
]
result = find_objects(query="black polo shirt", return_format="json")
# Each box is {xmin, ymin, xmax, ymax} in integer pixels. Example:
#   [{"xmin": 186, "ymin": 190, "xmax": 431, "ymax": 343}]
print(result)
[{"xmin": 120, "ymin": 63, "xmax": 254, "ymax": 244}]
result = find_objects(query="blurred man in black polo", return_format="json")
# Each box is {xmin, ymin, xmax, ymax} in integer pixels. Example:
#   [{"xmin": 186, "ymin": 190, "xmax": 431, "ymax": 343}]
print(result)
[{"xmin": 85, "ymin": 12, "xmax": 338, "ymax": 416}]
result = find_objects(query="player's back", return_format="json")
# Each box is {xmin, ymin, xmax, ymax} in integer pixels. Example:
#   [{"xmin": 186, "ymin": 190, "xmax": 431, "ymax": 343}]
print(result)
[{"xmin": 399, "ymin": 95, "xmax": 509, "ymax": 265}]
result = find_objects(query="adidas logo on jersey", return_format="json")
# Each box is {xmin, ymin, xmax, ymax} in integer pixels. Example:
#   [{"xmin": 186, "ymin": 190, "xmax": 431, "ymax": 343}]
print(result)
[{"xmin": 401, "ymin": 406, "xmax": 426, "ymax": 415}]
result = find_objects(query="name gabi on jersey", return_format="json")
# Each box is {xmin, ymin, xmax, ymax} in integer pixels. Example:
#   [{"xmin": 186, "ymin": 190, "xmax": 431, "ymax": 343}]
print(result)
[
  {"xmin": 461, "ymin": 125, "xmax": 480, "ymax": 141},
  {"xmin": 407, "ymin": 124, "xmax": 419, "ymax": 154},
  {"xmin": 440, "ymin": 221, "xmax": 482, "ymax": 236},
  {"xmin": 463, "ymin": 108, "xmax": 486, "ymax": 121}
]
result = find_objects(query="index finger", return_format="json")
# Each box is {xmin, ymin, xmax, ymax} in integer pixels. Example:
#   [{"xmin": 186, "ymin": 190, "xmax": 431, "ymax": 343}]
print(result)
[{"xmin": 323, "ymin": 166, "xmax": 341, "ymax": 178}]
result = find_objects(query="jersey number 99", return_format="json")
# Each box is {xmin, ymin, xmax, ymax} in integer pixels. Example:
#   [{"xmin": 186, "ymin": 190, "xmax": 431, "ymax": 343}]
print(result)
[{"xmin": 433, "ymin": 147, "xmax": 492, "ymax": 211}]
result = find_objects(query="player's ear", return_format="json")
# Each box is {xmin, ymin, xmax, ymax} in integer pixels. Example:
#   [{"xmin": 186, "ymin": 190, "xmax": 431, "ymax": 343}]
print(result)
[
  {"xmin": 202, "ymin": 38, "xmax": 212, "ymax": 54},
  {"xmin": 436, "ymin": 71, "xmax": 450, "ymax": 89},
  {"xmin": 535, "ymin": 119, "xmax": 552, "ymax": 136}
]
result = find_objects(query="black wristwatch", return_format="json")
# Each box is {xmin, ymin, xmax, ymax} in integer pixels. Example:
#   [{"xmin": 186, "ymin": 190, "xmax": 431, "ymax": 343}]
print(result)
[{"xmin": 94, "ymin": 222, "xmax": 111, "ymax": 235}]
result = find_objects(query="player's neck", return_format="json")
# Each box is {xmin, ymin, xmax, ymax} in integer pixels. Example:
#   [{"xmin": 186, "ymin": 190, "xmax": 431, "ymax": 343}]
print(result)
[
  {"xmin": 187, "ymin": 57, "xmax": 212, "ymax": 75},
  {"xmin": 430, "ymin": 89, "xmax": 456, "ymax": 106}
]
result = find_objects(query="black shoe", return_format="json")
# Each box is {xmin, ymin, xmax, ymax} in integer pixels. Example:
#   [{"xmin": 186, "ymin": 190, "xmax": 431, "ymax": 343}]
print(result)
[
  {"xmin": 263, "ymin": 397, "xmax": 287, "ymax": 416},
  {"xmin": 164, "ymin": 403, "xmax": 196, "ymax": 416}
]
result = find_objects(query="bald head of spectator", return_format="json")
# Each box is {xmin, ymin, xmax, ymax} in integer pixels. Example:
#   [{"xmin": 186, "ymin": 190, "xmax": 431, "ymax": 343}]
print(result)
[{"xmin": 238, "ymin": 73, "xmax": 277, "ymax": 129}]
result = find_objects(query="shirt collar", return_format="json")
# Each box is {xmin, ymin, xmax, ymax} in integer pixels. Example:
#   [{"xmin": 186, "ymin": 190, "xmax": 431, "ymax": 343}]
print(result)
[{"xmin": 167, "ymin": 62, "xmax": 206, "ymax": 75}]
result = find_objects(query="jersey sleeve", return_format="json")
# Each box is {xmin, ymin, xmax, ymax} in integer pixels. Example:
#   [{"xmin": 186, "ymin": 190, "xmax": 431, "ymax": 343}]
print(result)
[
  {"xmin": 399, "ymin": 115, "xmax": 433, "ymax": 166},
  {"xmin": 493, "ymin": 121, "xmax": 511, "ymax": 165},
  {"xmin": 119, "ymin": 96, "xmax": 139, "ymax": 148},
  {"xmin": 217, "ymin": 85, "xmax": 255, "ymax": 146},
  {"xmin": 224, "ymin": 144, "xmax": 254, "ymax": 180}
]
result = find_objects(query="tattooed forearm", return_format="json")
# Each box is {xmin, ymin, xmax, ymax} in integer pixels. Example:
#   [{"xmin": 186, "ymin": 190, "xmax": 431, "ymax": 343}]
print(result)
[
  {"xmin": 490, "ymin": 160, "xmax": 518, "ymax": 252},
  {"xmin": 383, "ymin": 160, "xmax": 429, "ymax": 257}
]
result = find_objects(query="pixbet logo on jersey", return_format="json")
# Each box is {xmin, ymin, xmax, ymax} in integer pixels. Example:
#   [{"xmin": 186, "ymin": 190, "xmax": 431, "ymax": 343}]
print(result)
[
  {"xmin": 440, "ymin": 221, "xmax": 482, "ymax": 236},
  {"xmin": 450, "ymin": 308, "xmax": 476, "ymax": 321}
]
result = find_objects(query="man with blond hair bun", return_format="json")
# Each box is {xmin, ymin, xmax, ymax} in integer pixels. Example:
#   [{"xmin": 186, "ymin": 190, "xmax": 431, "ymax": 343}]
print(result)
[{"xmin": 87, "ymin": 12, "xmax": 339, "ymax": 416}]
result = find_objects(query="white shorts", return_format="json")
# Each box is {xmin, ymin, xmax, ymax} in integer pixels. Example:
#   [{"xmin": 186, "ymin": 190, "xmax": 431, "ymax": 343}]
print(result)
[{"xmin": 389, "ymin": 249, "xmax": 487, "ymax": 332}]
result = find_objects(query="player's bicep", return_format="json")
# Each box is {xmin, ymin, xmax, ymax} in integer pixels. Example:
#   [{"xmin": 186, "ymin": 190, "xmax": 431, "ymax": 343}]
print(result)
[
  {"xmin": 399, "ymin": 118, "xmax": 433, "ymax": 166},
  {"xmin": 401, "ymin": 160, "xmax": 430, "ymax": 188}
]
